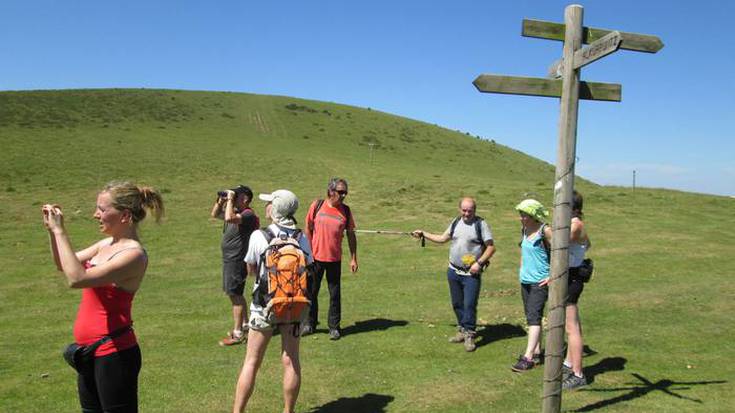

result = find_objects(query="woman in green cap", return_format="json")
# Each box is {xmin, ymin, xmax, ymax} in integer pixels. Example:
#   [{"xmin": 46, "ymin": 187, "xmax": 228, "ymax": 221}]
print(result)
[{"xmin": 512, "ymin": 199, "xmax": 551, "ymax": 372}]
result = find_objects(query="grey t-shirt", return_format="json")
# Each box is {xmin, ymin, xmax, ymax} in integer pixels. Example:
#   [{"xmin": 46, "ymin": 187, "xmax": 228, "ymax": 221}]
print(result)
[
  {"xmin": 221, "ymin": 208, "xmax": 259, "ymax": 261},
  {"xmin": 445, "ymin": 217, "xmax": 493, "ymax": 274}
]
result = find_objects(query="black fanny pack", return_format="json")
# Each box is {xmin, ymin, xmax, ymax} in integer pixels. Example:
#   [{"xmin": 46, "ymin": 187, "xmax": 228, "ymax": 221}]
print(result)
[
  {"xmin": 63, "ymin": 325, "xmax": 132, "ymax": 373},
  {"xmin": 569, "ymin": 258, "xmax": 594, "ymax": 283}
]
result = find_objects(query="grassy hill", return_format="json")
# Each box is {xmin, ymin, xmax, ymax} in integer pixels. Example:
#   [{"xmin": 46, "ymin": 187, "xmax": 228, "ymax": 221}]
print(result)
[{"xmin": 0, "ymin": 89, "xmax": 733, "ymax": 412}]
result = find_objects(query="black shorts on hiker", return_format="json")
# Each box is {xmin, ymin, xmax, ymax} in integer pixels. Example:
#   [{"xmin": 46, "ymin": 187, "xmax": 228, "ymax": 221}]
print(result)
[
  {"xmin": 223, "ymin": 260, "xmax": 247, "ymax": 296},
  {"xmin": 521, "ymin": 283, "xmax": 548, "ymax": 326},
  {"xmin": 77, "ymin": 344, "xmax": 141, "ymax": 413},
  {"xmin": 567, "ymin": 275, "xmax": 585, "ymax": 304}
]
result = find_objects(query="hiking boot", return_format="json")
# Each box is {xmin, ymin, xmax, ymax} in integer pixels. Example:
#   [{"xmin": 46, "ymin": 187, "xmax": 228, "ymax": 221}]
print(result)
[
  {"xmin": 329, "ymin": 328, "xmax": 341, "ymax": 341},
  {"xmin": 448, "ymin": 329, "xmax": 465, "ymax": 343},
  {"xmin": 511, "ymin": 356, "xmax": 535, "ymax": 372},
  {"xmin": 300, "ymin": 324, "xmax": 314, "ymax": 336},
  {"xmin": 219, "ymin": 331, "xmax": 245, "ymax": 346},
  {"xmin": 562, "ymin": 374, "xmax": 587, "ymax": 390},
  {"xmin": 463, "ymin": 333, "xmax": 477, "ymax": 352}
]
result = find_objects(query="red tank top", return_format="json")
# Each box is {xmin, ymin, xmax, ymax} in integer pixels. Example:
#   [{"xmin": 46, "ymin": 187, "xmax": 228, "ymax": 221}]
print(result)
[{"xmin": 73, "ymin": 260, "xmax": 139, "ymax": 357}]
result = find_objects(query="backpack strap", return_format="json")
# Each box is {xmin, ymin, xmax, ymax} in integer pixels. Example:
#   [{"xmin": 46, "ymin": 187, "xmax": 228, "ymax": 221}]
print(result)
[
  {"xmin": 449, "ymin": 217, "xmax": 460, "ymax": 239},
  {"xmin": 309, "ymin": 199, "xmax": 325, "ymax": 234},
  {"xmin": 261, "ymin": 227, "xmax": 276, "ymax": 244},
  {"xmin": 539, "ymin": 224, "xmax": 551, "ymax": 262},
  {"xmin": 473, "ymin": 216, "xmax": 485, "ymax": 246},
  {"xmin": 341, "ymin": 203, "xmax": 352, "ymax": 230}
]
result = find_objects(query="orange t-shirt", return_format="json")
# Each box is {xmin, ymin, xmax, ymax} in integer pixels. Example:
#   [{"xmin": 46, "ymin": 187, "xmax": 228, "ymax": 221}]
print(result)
[{"xmin": 306, "ymin": 200, "xmax": 355, "ymax": 262}]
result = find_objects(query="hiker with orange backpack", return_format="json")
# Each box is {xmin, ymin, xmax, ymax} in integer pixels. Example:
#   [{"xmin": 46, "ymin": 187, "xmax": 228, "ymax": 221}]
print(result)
[
  {"xmin": 411, "ymin": 197, "xmax": 496, "ymax": 352},
  {"xmin": 232, "ymin": 189, "xmax": 312, "ymax": 413},
  {"xmin": 301, "ymin": 177, "xmax": 358, "ymax": 340}
]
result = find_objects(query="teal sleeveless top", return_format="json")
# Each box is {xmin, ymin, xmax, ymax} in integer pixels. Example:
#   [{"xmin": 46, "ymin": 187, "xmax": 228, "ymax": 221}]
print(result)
[{"xmin": 519, "ymin": 229, "xmax": 550, "ymax": 284}]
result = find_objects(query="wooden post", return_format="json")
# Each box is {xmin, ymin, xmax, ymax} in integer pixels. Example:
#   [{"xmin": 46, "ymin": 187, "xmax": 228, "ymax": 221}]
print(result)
[
  {"xmin": 472, "ymin": 7, "xmax": 662, "ymax": 412},
  {"xmin": 542, "ymin": 5, "xmax": 582, "ymax": 413}
]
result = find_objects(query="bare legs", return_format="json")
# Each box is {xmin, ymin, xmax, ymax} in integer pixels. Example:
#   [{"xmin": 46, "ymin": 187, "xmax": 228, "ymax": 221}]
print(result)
[
  {"xmin": 280, "ymin": 326, "xmax": 301, "ymax": 413},
  {"xmin": 232, "ymin": 325, "xmax": 301, "ymax": 413},
  {"xmin": 230, "ymin": 295, "xmax": 247, "ymax": 333},
  {"xmin": 565, "ymin": 304, "xmax": 584, "ymax": 376},
  {"xmin": 523, "ymin": 325, "xmax": 542, "ymax": 360}
]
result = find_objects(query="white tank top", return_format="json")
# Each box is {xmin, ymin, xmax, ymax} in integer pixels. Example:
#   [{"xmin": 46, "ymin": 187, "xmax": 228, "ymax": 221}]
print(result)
[{"xmin": 569, "ymin": 240, "xmax": 588, "ymax": 268}]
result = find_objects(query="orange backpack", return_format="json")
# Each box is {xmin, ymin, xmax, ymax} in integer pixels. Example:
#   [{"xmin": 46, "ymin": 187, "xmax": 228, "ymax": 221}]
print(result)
[{"xmin": 259, "ymin": 227, "xmax": 310, "ymax": 325}]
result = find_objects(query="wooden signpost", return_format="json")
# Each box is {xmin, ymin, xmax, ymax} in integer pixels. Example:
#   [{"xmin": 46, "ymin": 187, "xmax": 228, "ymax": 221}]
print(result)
[{"xmin": 473, "ymin": 5, "xmax": 662, "ymax": 413}]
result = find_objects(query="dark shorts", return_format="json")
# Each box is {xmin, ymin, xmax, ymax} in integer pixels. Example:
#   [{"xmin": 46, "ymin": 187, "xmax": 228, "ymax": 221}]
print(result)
[
  {"xmin": 223, "ymin": 260, "xmax": 247, "ymax": 296},
  {"xmin": 567, "ymin": 271, "xmax": 585, "ymax": 304},
  {"xmin": 521, "ymin": 283, "xmax": 548, "ymax": 326}
]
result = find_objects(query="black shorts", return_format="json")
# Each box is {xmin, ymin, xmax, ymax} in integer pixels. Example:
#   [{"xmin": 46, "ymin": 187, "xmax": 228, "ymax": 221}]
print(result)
[
  {"xmin": 567, "ymin": 276, "xmax": 585, "ymax": 304},
  {"xmin": 223, "ymin": 260, "xmax": 247, "ymax": 296},
  {"xmin": 521, "ymin": 283, "xmax": 548, "ymax": 326}
]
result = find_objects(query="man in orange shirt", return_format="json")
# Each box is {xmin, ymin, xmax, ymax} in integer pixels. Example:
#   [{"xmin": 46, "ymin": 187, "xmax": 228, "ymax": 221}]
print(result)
[{"xmin": 302, "ymin": 177, "xmax": 358, "ymax": 340}]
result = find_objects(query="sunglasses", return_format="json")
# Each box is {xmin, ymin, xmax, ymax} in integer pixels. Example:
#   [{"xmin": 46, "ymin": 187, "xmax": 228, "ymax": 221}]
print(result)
[{"xmin": 335, "ymin": 190, "xmax": 348, "ymax": 196}]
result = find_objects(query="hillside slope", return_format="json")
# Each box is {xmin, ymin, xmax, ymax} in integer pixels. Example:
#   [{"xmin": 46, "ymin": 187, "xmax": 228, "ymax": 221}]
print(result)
[{"xmin": 1, "ymin": 89, "xmax": 733, "ymax": 412}]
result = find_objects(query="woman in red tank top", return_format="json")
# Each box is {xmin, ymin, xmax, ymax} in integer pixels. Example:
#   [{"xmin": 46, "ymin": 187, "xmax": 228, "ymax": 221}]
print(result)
[{"xmin": 43, "ymin": 181, "xmax": 164, "ymax": 413}]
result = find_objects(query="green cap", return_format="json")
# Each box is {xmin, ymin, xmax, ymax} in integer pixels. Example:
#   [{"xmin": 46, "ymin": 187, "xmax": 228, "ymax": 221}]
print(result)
[{"xmin": 515, "ymin": 199, "xmax": 549, "ymax": 223}]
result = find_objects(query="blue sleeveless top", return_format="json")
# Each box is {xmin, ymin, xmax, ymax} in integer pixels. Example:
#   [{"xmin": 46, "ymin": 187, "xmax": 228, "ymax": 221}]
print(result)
[{"xmin": 519, "ymin": 229, "xmax": 550, "ymax": 284}]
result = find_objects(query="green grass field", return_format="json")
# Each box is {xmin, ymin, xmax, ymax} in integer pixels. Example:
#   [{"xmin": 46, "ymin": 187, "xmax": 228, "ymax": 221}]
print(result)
[{"xmin": 1, "ymin": 89, "xmax": 733, "ymax": 412}]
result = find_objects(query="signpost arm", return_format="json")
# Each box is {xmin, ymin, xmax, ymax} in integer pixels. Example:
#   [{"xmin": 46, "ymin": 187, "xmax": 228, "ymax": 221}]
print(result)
[{"xmin": 542, "ymin": 5, "xmax": 583, "ymax": 413}]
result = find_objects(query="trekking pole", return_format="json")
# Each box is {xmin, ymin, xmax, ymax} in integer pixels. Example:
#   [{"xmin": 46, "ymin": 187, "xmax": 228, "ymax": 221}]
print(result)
[{"xmin": 353, "ymin": 229, "xmax": 425, "ymax": 247}]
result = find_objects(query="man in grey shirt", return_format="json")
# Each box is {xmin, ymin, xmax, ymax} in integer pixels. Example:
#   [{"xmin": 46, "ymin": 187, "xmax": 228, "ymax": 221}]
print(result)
[
  {"xmin": 412, "ymin": 197, "xmax": 496, "ymax": 352},
  {"xmin": 211, "ymin": 185, "xmax": 260, "ymax": 346}
]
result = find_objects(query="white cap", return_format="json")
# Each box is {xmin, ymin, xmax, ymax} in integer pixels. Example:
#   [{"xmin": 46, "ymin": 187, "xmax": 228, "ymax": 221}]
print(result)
[{"xmin": 258, "ymin": 189, "xmax": 299, "ymax": 227}]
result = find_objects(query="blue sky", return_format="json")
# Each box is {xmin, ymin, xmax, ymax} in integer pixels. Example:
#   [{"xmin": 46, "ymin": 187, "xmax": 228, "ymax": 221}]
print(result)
[{"xmin": 2, "ymin": 1, "xmax": 733, "ymax": 196}]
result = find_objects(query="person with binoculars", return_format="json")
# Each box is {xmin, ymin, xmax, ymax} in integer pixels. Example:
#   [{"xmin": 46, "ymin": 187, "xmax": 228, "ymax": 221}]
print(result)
[{"xmin": 211, "ymin": 185, "xmax": 260, "ymax": 346}]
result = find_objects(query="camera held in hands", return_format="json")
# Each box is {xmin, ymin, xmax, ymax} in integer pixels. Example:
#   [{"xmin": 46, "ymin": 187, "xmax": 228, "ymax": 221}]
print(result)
[{"xmin": 217, "ymin": 190, "xmax": 229, "ymax": 198}]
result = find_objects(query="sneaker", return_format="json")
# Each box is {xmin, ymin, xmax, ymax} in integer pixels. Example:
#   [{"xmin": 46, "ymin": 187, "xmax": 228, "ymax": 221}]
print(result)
[
  {"xmin": 300, "ymin": 324, "xmax": 314, "ymax": 336},
  {"xmin": 328, "ymin": 328, "xmax": 341, "ymax": 340},
  {"xmin": 511, "ymin": 356, "xmax": 535, "ymax": 372},
  {"xmin": 562, "ymin": 374, "xmax": 587, "ymax": 390},
  {"xmin": 533, "ymin": 352, "xmax": 543, "ymax": 365},
  {"xmin": 219, "ymin": 331, "xmax": 245, "ymax": 346},
  {"xmin": 562, "ymin": 363, "xmax": 573, "ymax": 380},
  {"xmin": 463, "ymin": 334, "xmax": 477, "ymax": 352},
  {"xmin": 448, "ymin": 329, "xmax": 465, "ymax": 343}
]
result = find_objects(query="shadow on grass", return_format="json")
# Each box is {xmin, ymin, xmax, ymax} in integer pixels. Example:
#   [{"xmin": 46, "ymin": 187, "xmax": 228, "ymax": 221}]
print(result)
[
  {"xmin": 475, "ymin": 323, "xmax": 526, "ymax": 348},
  {"xmin": 584, "ymin": 356, "xmax": 627, "ymax": 384},
  {"xmin": 573, "ymin": 373, "xmax": 727, "ymax": 412},
  {"xmin": 317, "ymin": 318, "xmax": 409, "ymax": 337},
  {"xmin": 306, "ymin": 393, "xmax": 395, "ymax": 413}
]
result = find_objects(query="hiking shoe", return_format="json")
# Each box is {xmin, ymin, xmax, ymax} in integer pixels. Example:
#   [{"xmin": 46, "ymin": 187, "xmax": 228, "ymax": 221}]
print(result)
[
  {"xmin": 562, "ymin": 374, "xmax": 587, "ymax": 390},
  {"xmin": 448, "ymin": 330, "xmax": 465, "ymax": 343},
  {"xmin": 533, "ymin": 352, "xmax": 543, "ymax": 365},
  {"xmin": 329, "ymin": 328, "xmax": 341, "ymax": 341},
  {"xmin": 562, "ymin": 364, "xmax": 573, "ymax": 380},
  {"xmin": 463, "ymin": 334, "xmax": 477, "ymax": 352},
  {"xmin": 300, "ymin": 324, "xmax": 314, "ymax": 336},
  {"xmin": 511, "ymin": 356, "xmax": 535, "ymax": 372},
  {"xmin": 219, "ymin": 331, "xmax": 245, "ymax": 346}
]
